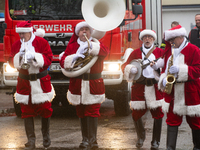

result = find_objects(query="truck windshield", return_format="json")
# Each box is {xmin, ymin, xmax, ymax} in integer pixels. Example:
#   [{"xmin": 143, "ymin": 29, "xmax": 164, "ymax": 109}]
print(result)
[{"xmin": 9, "ymin": 0, "xmax": 83, "ymax": 20}]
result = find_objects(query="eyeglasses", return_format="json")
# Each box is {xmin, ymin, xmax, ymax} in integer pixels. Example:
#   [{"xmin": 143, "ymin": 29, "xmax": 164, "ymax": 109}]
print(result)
[
  {"xmin": 168, "ymin": 37, "xmax": 177, "ymax": 42},
  {"xmin": 143, "ymin": 35, "xmax": 153, "ymax": 39}
]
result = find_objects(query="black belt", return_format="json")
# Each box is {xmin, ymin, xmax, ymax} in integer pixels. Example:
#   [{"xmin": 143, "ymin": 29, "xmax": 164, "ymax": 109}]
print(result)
[
  {"xmin": 19, "ymin": 70, "xmax": 48, "ymax": 81},
  {"xmin": 76, "ymin": 73, "xmax": 101, "ymax": 80},
  {"xmin": 134, "ymin": 78, "xmax": 158, "ymax": 86}
]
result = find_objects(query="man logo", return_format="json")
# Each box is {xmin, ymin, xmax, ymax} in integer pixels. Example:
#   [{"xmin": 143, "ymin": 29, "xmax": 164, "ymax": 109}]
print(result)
[{"xmin": 56, "ymin": 33, "xmax": 65, "ymax": 38}]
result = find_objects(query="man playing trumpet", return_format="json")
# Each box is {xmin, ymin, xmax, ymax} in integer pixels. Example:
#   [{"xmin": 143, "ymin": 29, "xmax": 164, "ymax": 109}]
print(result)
[
  {"xmin": 59, "ymin": 21, "xmax": 109, "ymax": 149},
  {"xmin": 158, "ymin": 25, "xmax": 200, "ymax": 150},
  {"xmin": 121, "ymin": 29, "xmax": 164, "ymax": 150},
  {"xmin": 9, "ymin": 21, "xmax": 55, "ymax": 150}
]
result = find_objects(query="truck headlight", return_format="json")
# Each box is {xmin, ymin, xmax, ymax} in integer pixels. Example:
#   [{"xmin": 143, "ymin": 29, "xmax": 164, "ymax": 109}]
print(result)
[
  {"xmin": 5, "ymin": 64, "xmax": 18, "ymax": 73},
  {"xmin": 103, "ymin": 63, "xmax": 121, "ymax": 71}
]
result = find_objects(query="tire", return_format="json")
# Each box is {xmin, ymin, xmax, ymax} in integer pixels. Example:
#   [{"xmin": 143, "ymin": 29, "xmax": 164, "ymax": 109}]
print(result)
[
  {"xmin": 105, "ymin": 80, "xmax": 132, "ymax": 116},
  {"xmin": 13, "ymin": 96, "xmax": 22, "ymax": 117}
]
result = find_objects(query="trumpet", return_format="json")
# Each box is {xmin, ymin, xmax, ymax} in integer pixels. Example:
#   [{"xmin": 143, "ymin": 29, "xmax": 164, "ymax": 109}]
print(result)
[
  {"xmin": 21, "ymin": 39, "xmax": 30, "ymax": 70},
  {"xmin": 164, "ymin": 44, "xmax": 176, "ymax": 94}
]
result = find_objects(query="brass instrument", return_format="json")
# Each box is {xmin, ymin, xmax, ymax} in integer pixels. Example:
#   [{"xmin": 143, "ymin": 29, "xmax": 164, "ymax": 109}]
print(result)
[
  {"xmin": 21, "ymin": 39, "xmax": 30, "ymax": 70},
  {"xmin": 73, "ymin": 34, "xmax": 93, "ymax": 69},
  {"xmin": 164, "ymin": 44, "xmax": 176, "ymax": 94}
]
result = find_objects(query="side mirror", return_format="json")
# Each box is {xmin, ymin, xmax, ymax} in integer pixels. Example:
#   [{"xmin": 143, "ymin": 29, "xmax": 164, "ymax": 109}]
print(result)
[
  {"xmin": 132, "ymin": 0, "xmax": 142, "ymax": 3},
  {"xmin": 132, "ymin": 5, "xmax": 143, "ymax": 15}
]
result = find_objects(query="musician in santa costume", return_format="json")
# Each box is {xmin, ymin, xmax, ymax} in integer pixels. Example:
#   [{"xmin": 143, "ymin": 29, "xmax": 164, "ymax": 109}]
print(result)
[
  {"xmin": 59, "ymin": 21, "xmax": 109, "ymax": 149},
  {"xmin": 9, "ymin": 21, "xmax": 55, "ymax": 150},
  {"xmin": 158, "ymin": 25, "xmax": 200, "ymax": 150},
  {"xmin": 121, "ymin": 29, "xmax": 164, "ymax": 150}
]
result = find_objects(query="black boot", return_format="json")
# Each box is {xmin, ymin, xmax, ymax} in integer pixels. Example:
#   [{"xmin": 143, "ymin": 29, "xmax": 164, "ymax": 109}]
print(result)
[
  {"xmin": 192, "ymin": 129, "xmax": 200, "ymax": 150},
  {"xmin": 24, "ymin": 117, "xmax": 36, "ymax": 150},
  {"xmin": 88, "ymin": 117, "xmax": 98, "ymax": 149},
  {"xmin": 151, "ymin": 118, "xmax": 163, "ymax": 150},
  {"xmin": 79, "ymin": 117, "xmax": 90, "ymax": 148},
  {"xmin": 41, "ymin": 117, "xmax": 51, "ymax": 148},
  {"xmin": 133, "ymin": 118, "xmax": 146, "ymax": 148},
  {"xmin": 166, "ymin": 125, "xmax": 178, "ymax": 150}
]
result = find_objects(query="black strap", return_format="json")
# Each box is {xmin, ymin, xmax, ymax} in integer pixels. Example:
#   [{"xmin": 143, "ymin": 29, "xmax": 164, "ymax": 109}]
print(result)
[
  {"xmin": 19, "ymin": 70, "xmax": 48, "ymax": 81},
  {"xmin": 76, "ymin": 73, "xmax": 101, "ymax": 80}
]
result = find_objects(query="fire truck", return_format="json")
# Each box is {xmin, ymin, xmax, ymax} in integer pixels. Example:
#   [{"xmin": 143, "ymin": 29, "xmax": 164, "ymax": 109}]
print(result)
[{"xmin": 0, "ymin": 0, "xmax": 162, "ymax": 117}]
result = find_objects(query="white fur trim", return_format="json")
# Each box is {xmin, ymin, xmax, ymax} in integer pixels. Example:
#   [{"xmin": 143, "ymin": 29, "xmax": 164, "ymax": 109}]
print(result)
[
  {"xmin": 16, "ymin": 27, "xmax": 33, "ymax": 33},
  {"xmin": 34, "ymin": 28, "xmax": 45, "ymax": 37},
  {"xmin": 158, "ymin": 73, "xmax": 167, "ymax": 91},
  {"xmin": 14, "ymin": 93, "xmax": 29, "ymax": 105},
  {"xmin": 145, "ymin": 85, "xmax": 163, "ymax": 109},
  {"xmin": 165, "ymin": 27, "xmax": 187, "ymax": 41},
  {"xmin": 67, "ymin": 80, "xmax": 105, "ymax": 105},
  {"xmin": 31, "ymin": 84, "xmax": 55, "ymax": 104},
  {"xmin": 177, "ymin": 54, "xmax": 188, "ymax": 82},
  {"xmin": 153, "ymin": 70, "xmax": 160, "ymax": 81},
  {"xmin": 75, "ymin": 21, "xmax": 93, "ymax": 36},
  {"xmin": 14, "ymin": 84, "xmax": 55, "ymax": 105},
  {"xmin": 124, "ymin": 64, "xmax": 137, "ymax": 82},
  {"xmin": 173, "ymin": 83, "xmax": 187, "ymax": 115},
  {"xmin": 129, "ymin": 101, "xmax": 146, "ymax": 110},
  {"xmin": 13, "ymin": 52, "xmax": 22, "ymax": 69},
  {"xmin": 64, "ymin": 54, "xmax": 75, "ymax": 69},
  {"xmin": 162, "ymin": 101, "xmax": 170, "ymax": 113},
  {"xmin": 187, "ymin": 104, "xmax": 200, "ymax": 117},
  {"xmin": 156, "ymin": 58, "xmax": 164, "ymax": 68},
  {"xmin": 32, "ymin": 52, "xmax": 44, "ymax": 68},
  {"xmin": 139, "ymin": 29, "xmax": 157, "ymax": 41},
  {"xmin": 90, "ymin": 38, "xmax": 100, "ymax": 56}
]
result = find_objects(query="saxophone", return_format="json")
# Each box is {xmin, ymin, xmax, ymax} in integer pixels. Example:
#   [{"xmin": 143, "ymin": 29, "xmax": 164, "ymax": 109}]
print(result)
[{"xmin": 164, "ymin": 44, "xmax": 176, "ymax": 94}]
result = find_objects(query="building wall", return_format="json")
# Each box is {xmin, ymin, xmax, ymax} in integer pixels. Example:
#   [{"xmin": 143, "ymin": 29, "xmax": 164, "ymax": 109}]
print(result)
[{"xmin": 162, "ymin": 0, "xmax": 200, "ymax": 38}]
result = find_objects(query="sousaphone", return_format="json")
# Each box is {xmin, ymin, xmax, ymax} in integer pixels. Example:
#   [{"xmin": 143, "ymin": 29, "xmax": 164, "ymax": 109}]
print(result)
[{"xmin": 62, "ymin": 0, "xmax": 126, "ymax": 78}]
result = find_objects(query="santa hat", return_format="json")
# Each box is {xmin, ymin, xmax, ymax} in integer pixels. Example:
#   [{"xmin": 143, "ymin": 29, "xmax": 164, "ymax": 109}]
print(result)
[
  {"xmin": 139, "ymin": 29, "xmax": 157, "ymax": 41},
  {"xmin": 16, "ymin": 20, "xmax": 45, "ymax": 37},
  {"xmin": 75, "ymin": 21, "xmax": 93, "ymax": 36},
  {"xmin": 164, "ymin": 25, "xmax": 187, "ymax": 41}
]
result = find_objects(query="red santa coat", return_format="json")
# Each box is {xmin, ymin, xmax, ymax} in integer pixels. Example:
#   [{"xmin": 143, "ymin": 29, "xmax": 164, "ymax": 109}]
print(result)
[
  {"xmin": 9, "ymin": 35, "xmax": 55, "ymax": 105},
  {"xmin": 60, "ymin": 37, "xmax": 109, "ymax": 105},
  {"xmin": 121, "ymin": 47, "xmax": 164, "ymax": 110},
  {"xmin": 158, "ymin": 42, "xmax": 200, "ymax": 117}
]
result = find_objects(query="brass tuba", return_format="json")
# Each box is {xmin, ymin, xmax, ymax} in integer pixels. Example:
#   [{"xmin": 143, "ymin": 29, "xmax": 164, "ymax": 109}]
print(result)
[
  {"xmin": 164, "ymin": 44, "xmax": 176, "ymax": 94},
  {"xmin": 61, "ymin": 0, "xmax": 126, "ymax": 78}
]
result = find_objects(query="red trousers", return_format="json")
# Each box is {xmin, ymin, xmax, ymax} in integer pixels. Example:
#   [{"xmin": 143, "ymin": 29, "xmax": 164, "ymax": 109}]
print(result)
[
  {"xmin": 20, "ymin": 97, "xmax": 53, "ymax": 118},
  {"xmin": 132, "ymin": 107, "xmax": 164, "ymax": 121},
  {"xmin": 166, "ymin": 101, "xmax": 200, "ymax": 130},
  {"xmin": 76, "ymin": 104, "xmax": 101, "ymax": 118}
]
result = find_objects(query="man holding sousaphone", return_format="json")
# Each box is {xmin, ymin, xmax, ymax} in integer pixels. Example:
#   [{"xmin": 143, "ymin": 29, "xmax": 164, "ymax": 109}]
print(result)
[
  {"xmin": 59, "ymin": 21, "xmax": 109, "ymax": 149},
  {"xmin": 121, "ymin": 29, "xmax": 164, "ymax": 150}
]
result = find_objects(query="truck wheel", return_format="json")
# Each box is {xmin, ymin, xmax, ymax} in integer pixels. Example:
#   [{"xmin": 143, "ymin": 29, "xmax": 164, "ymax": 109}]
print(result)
[
  {"xmin": 113, "ymin": 81, "xmax": 132, "ymax": 116},
  {"xmin": 13, "ymin": 97, "xmax": 21, "ymax": 117}
]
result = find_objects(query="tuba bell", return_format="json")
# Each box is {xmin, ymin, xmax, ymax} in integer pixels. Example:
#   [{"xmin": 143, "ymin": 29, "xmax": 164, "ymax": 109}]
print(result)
[{"xmin": 61, "ymin": 0, "xmax": 126, "ymax": 78}]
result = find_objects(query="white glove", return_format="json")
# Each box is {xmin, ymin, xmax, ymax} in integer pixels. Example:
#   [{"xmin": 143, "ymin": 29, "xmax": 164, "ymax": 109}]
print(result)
[
  {"xmin": 26, "ymin": 46, "xmax": 35, "ymax": 61},
  {"xmin": 156, "ymin": 58, "xmax": 164, "ymax": 68},
  {"xmin": 163, "ymin": 77, "xmax": 167, "ymax": 87},
  {"xmin": 73, "ymin": 53, "xmax": 85, "ymax": 62},
  {"xmin": 169, "ymin": 65, "xmax": 179, "ymax": 74},
  {"xmin": 26, "ymin": 51, "xmax": 35, "ymax": 61},
  {"xmin": 130, "ymin": 67, "xmax": 138, "ymax": 74}
]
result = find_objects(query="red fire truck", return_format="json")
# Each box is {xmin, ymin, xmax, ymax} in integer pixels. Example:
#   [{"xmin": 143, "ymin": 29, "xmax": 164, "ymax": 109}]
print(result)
[{"xmin": 0, "ymin": 0, "xmax": 162, "ymax": 117}]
